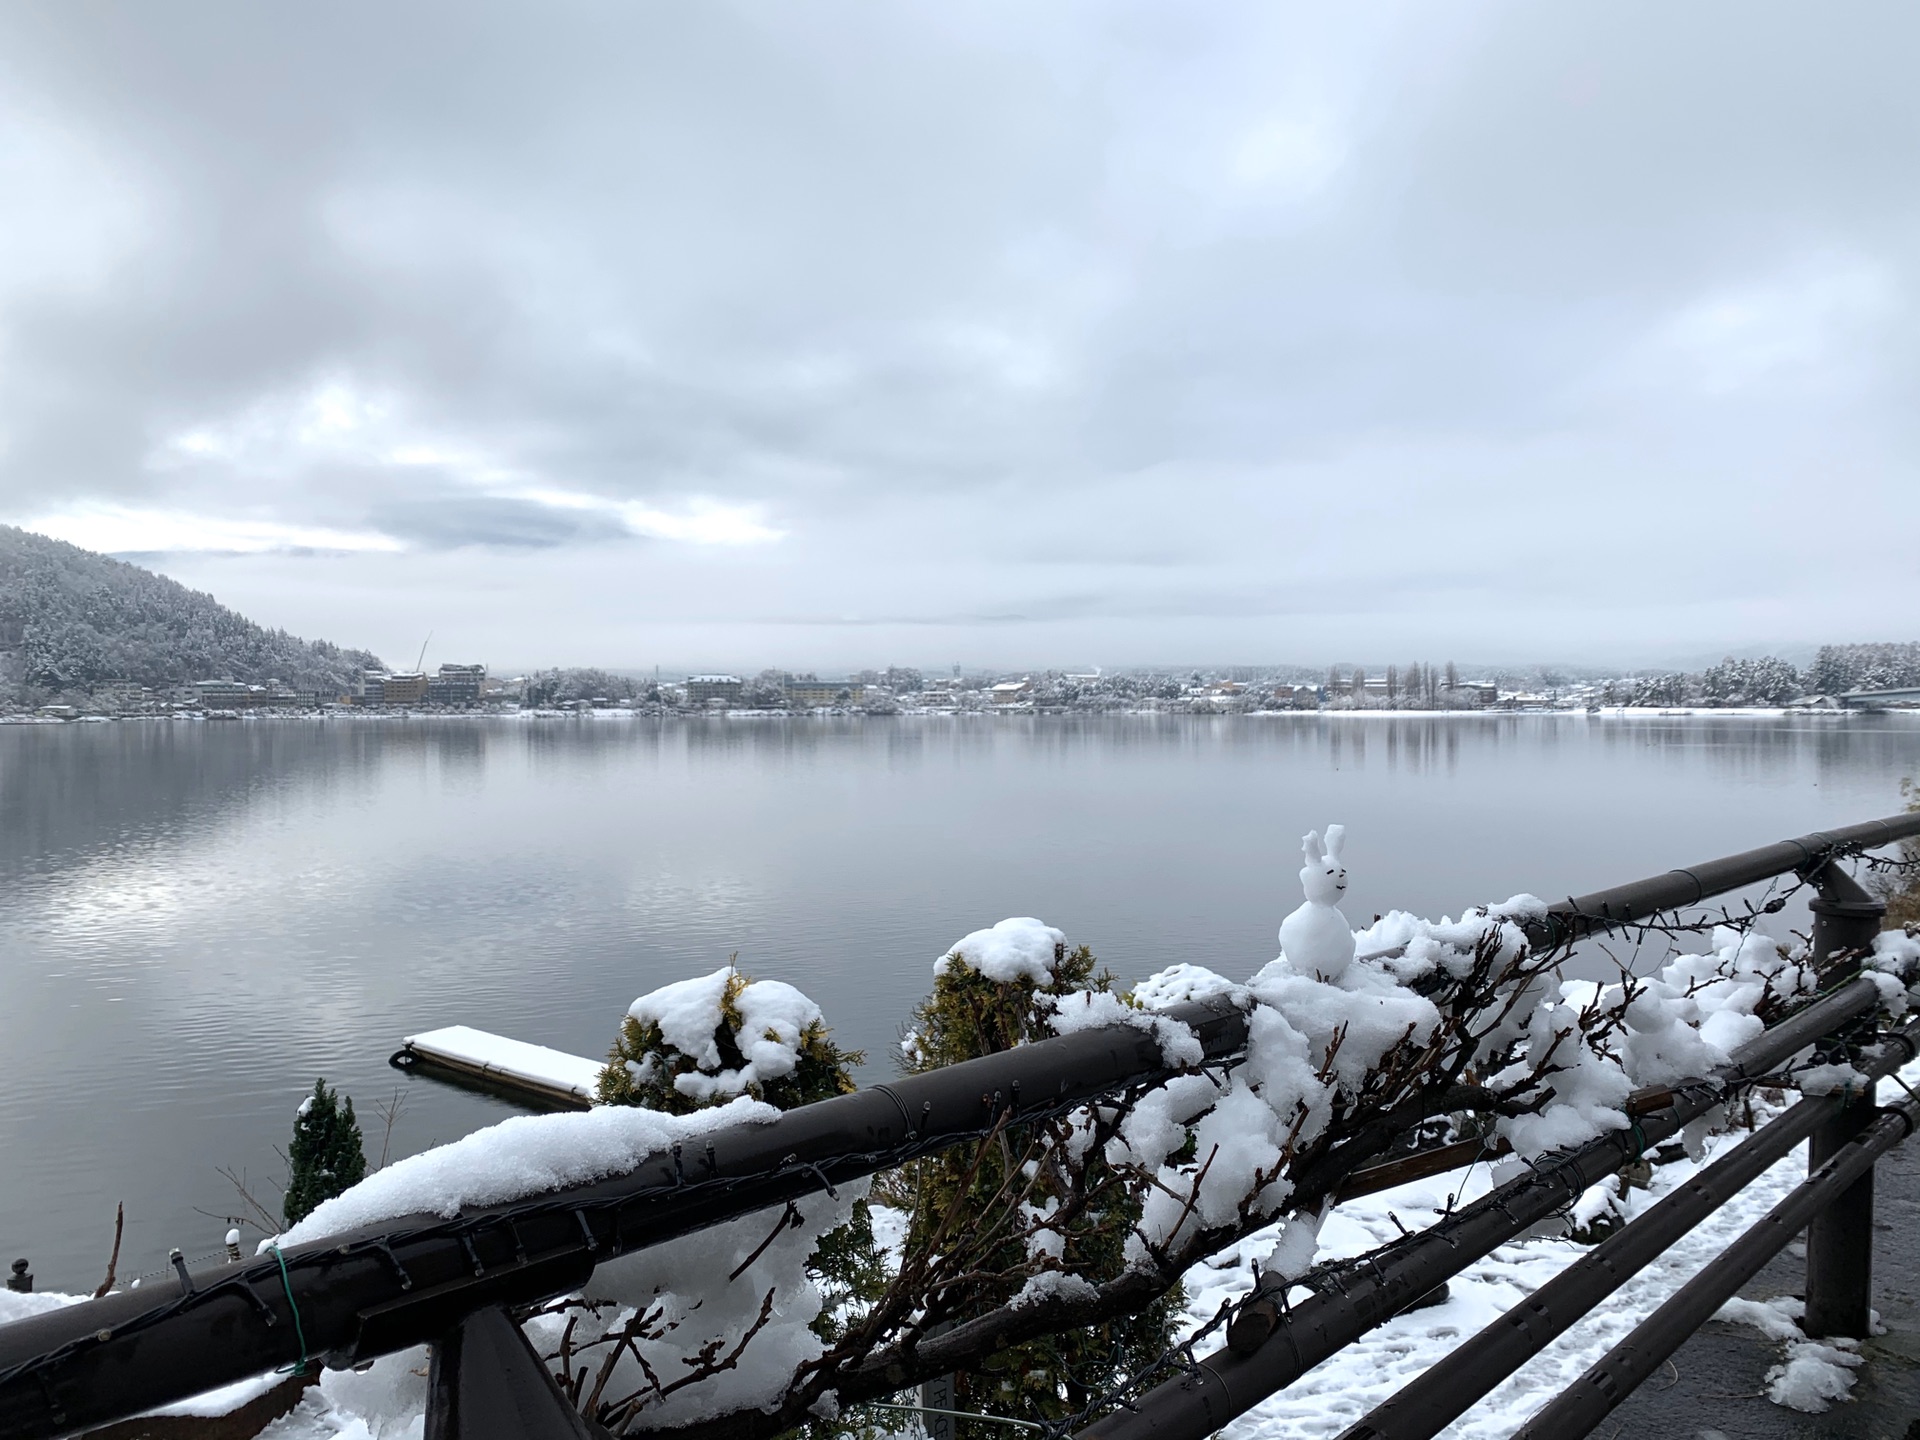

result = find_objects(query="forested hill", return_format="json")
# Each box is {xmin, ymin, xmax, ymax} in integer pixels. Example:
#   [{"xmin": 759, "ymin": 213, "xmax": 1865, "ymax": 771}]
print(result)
[{"xmin": 0, "ymin": 525, "xmax": 385, "ymax": 697}]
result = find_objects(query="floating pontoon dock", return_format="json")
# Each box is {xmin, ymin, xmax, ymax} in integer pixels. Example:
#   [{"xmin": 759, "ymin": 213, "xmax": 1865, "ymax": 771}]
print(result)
[{"xmin": 389, "ymin": 1025, "xmax": 603, "ymax": 1110}]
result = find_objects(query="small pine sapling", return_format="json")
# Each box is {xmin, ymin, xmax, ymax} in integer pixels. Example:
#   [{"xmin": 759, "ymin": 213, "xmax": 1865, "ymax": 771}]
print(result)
[{"xmin": 282, "ymin": 1078, "xmax": 368, "ymax": 1227}]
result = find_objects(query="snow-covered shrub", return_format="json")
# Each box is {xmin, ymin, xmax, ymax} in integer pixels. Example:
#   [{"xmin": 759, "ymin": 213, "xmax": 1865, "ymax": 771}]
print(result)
[
  {"xmin": 598, "ymin": 965, "xmax": 862, "ymax": 1113},
  {"xmin": 565, "ymin": 964, "xmax": 885, "ymax": 1434},
  {"xmin": 878, "ymin": 918, "xmax": 1181, "ymax": 1429}
]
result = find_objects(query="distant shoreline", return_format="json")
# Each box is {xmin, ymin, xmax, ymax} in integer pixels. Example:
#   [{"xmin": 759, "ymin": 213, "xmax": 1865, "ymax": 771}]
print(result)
[{"xmin": 4, "ymin": 705, "xmax": 1914, "ymax": 726}]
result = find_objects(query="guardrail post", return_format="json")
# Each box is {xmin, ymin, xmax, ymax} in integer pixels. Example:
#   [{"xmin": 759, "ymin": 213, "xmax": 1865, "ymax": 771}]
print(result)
[
  {"xmin": 425, "ymin": 1304, "xmax": 596, "ymax": 1440},
  {"xmin": 1801, "ymin": 863, "xmax": 1885, "ymax": 1339}
]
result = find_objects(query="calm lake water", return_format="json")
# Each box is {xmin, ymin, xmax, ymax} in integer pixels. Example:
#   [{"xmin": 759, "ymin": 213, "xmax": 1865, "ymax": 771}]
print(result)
[{"xmin": 2, "ymin": 712, "xmax": 1916, "ymax": 1289}]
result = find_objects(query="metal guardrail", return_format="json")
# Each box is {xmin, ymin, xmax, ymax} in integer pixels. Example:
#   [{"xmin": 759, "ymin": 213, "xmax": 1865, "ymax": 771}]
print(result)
[
  {"xmin": 1077, "ymin": 975, "xmax": 1896, "ymax": 1440},
  {"xmin": 1078, "ymin": 813, "xmax": 1920, "ymax": 1440},
  {"xmin": 1513, "ymin": 1087, "xmax": 1919, "ymax": 1439},
  {"xmin": 0, "ymin": 996, "xmax": 1251, "ymax": 1439},
  {"xmin": 0, "ymin": 813, "xmax": 1916, "ymax": 1440},
  {"xmin": 1334, "ymin": 1013, "xmax": 1920, "ymax": 1440}
]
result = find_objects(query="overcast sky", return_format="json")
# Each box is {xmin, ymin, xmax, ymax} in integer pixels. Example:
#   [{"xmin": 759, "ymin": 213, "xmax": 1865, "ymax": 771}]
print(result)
[{"xmin": 2, "ymin": 2, "xmax": 1916, "ymax": 672}]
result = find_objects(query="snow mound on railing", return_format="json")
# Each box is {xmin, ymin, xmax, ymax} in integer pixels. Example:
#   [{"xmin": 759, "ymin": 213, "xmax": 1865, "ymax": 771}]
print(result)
[
  {"xmin": 1041, "ymin": 988, "xmax": 1205, "ymax": 1067},
  {"xmin": 274, "ymin": 1095, "xmax": 776, "ymax": 1246}
]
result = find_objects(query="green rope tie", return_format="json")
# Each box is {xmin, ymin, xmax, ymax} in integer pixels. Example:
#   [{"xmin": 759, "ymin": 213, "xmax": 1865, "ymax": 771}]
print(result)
[{"xmin": 268, "ymin": 1245, "xmax": 310, "ymax": 1376}]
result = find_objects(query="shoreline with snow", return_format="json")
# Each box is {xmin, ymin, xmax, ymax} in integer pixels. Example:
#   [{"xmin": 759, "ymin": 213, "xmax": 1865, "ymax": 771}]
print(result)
[{"xmin": 3, "ymin": 704, "xmax": 1911, "ymax": 725}]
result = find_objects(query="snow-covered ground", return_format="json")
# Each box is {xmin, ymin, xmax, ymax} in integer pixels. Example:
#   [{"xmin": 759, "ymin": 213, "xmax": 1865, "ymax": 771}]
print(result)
[{"xmin": 1177, "ymin": 1056, "xmax": 1920, "ymax": 1438}]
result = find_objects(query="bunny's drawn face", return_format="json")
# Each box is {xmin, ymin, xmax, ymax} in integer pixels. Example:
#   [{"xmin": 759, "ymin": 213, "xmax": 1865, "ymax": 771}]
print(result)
[{"xmin": 1297, "ymin": 826, "xmax": 1349, "ymax": 906}]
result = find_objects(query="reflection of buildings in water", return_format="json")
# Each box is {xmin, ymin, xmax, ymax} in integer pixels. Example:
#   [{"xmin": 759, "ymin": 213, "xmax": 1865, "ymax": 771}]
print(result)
[{"xmin": 431, "ymin": 722, "xmax": 489, "ymax": 788}]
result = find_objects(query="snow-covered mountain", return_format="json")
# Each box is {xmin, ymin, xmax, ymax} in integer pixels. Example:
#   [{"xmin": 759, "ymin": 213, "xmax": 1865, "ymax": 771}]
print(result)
[{"xmin": 0, "ymin": 525, "xmax": 384, "ymax": 698}]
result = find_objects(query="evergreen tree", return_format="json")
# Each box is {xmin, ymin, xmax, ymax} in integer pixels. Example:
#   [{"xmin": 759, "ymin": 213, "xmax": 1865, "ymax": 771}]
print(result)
[
  {"xmin": 283, "ymin": 1079, "xmax": 367, "ymax": 1227},
  {"xmin": 881, "ymin": 943, "xmax": 1179, "ymax": 1429}
]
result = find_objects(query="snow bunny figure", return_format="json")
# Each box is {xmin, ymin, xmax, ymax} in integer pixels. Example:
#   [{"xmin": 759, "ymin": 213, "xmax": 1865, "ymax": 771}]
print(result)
[{"xmin": 1278, "ymin": 825, "xmax": 1356, "ymax": 982}]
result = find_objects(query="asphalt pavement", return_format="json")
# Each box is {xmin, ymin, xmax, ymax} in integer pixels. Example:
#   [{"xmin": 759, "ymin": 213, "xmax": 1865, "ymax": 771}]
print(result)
[{"xmin": 1603, "ymin": 1127, "xmax": 1920, "ymax": 1440}]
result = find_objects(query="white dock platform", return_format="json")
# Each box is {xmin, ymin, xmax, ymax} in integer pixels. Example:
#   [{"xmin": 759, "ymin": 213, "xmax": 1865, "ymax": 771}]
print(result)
[{"xmin": 390, "ymin": 1025, "xmax": 604, "ymax": 1109}]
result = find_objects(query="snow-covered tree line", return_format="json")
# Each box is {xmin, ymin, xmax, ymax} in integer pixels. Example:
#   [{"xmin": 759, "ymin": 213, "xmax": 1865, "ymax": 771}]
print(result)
[
  {"xmin": 523, "ymin": 667, "xmax": 643, "ymax": 705},
  {"xmin": 1613, "ymin": 655, "xmax": 1808, "ymax": 707},
  {"xmin": 0, "ymin": 526, "xmax": 384, "ymax": 700},
  {"xmin": 269, "ymin": 830, "xmax": 1920, "ymax": 1439},
  {"xmin": 1607, "ymin": 646, "xmax": 1920, "ymax": 707},
  {"xmin": 1806, "ymin": 643, "xmax": 1920, "ymax": 695}
]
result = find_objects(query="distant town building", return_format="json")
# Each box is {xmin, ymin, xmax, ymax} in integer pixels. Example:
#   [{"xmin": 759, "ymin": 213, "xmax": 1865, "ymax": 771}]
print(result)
[
  {"xmin": 355, "ymin": 671, "xmax": 430, "ymax": 705},
  {"xmin": 188, "ymin": 678, "xmax": 319, "ymax": 708},
  {"xmin": 381, "ymin": 672, "xmax": 430, "ymax": 705},
  {"xmin": 786, "ymin": 677, "xmax": 865, "ymax": 707},
  {"xmin": 427, "ymin": 663, "xmax": 486, "ymax": 706},
  {"xmin": 92, "ymin": 679, "xmax": 147, "ymax": 710},
  {"xmin": 686, "ymin": 674, "xmax": 745, "ymax": 705},
  {"xmin": 989, "ymin": 678, "xmax": 1033, "ymax": 705}
]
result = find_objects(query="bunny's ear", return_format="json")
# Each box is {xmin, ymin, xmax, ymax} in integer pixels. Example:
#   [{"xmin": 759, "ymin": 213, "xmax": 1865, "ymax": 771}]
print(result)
[
  {"xmin": 1323, "ymin": 824, "xmax": 1346, "ymax": 861},
  {"xmin": 1302, "ymin": 829, "xmax": 1325, "ymax": 864}
]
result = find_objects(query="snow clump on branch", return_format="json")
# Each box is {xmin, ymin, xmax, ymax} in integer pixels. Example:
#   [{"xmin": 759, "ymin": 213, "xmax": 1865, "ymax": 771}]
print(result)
[{"xmin": 527, "ymin": 1180, "xmax": 865, "ymax": 1430}]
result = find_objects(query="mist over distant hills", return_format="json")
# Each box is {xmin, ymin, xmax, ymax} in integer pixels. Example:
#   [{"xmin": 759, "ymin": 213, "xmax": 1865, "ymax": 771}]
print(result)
[{"xmin": 0, "ymin": 526, "xmax": 385, "ymax": 698}]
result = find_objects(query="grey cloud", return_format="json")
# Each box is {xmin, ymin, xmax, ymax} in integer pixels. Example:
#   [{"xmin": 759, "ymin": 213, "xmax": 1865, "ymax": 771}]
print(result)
[
  {"xmin": 1, "ymin": 1, "xmax": 1917, "ymax": 665},
  {"xmin": 366, "ymin": 496, "xmax": 635, "ymax": 551}
]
